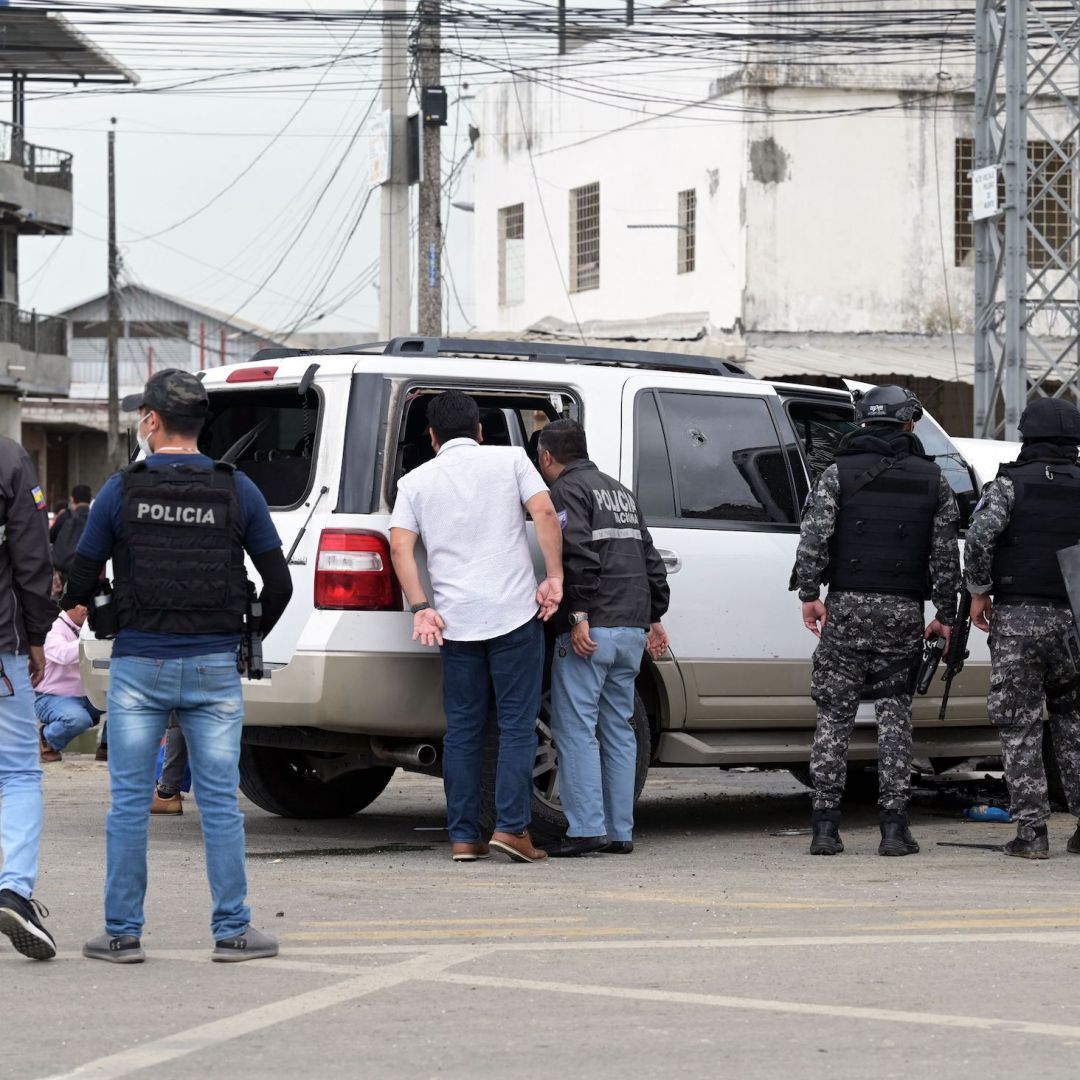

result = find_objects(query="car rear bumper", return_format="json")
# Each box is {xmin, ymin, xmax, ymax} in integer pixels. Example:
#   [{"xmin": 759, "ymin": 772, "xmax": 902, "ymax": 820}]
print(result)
[{"xmin": 81, "ymin": 640, "xmax": 447, "ymax": 737}]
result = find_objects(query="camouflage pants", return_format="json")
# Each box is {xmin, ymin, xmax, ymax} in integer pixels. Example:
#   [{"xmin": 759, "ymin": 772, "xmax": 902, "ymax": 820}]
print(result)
[
  {"xmin": 809, "ymin": 592, "xmax": 923, "ymax": 811},
  {"xmin": 989, "ymin": 605, "xmax": 1080, "ymax": 827}
]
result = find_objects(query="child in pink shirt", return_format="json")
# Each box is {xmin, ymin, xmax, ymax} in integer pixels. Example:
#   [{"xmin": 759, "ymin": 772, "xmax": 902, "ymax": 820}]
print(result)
[{"xmin": 34, "ymin": 607, "xmax": 103, "ymax": 761}]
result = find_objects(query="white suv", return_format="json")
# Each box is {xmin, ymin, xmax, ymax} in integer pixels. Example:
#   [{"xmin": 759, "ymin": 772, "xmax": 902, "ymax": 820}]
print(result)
[{"xmin": 82, "ymin": 338, "xmax": 996, "ymax": 836}]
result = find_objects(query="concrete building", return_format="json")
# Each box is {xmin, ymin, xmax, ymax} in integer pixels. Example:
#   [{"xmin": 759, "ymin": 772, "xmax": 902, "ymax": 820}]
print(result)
[
  {"xmin": 25, "ymin": 284, "xmax": 299, "ymax": 499},
  {"xmin": 470, "ymin": 2, "xmax": 1074, "ymax": 433},
  {"xmin": 1, "ymin": 7, "xmax": 134, "ymax": 494}
]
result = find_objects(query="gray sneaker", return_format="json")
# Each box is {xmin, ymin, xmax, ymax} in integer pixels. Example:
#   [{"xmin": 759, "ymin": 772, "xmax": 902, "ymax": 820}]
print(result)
[
  {"xmin": 83, "ymin": 932, "xmax": 145, "ymax": 964},
  {"xmin": 212, "ymin": 926, "xmax": 278, "ymax": 963}
]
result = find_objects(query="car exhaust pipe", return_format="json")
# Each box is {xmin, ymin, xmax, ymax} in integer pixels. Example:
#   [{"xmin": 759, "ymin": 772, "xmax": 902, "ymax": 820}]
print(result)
[{"xmin": 370, "ymin": 738, "xmax": 438, "ymax": 768}]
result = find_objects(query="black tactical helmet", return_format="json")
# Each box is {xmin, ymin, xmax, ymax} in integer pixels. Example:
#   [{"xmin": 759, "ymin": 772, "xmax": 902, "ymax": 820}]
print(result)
[
  {"xmin": 1017, "ymin": 397, "xmax": 1080, "ymax": 442},
  {"xmin": 852, "ymin": 384, "xmax": 924, "ymax": 425}
]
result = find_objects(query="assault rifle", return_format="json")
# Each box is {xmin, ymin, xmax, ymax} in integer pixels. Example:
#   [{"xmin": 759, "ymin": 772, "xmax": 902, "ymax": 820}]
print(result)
[
  {"xmin": 239, "ymin": 581, "xmax": 264, "ymax": 680},
  {"xmin": 938, "ymin": 591, "xmax": 972, "ymax": 720}
]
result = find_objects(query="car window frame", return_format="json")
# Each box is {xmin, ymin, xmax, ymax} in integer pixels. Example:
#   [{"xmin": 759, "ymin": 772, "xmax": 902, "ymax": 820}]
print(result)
[
  {"xmin": 385, "ymin": 377, "xmax": 583, "ymax": 510},
  {"xmin": 203, "ymin": 381, "xmax": 326, "ymax": 513},
  {"xmin": 632, "ymin": 386, "xmax": 804, "ymax": 533}
]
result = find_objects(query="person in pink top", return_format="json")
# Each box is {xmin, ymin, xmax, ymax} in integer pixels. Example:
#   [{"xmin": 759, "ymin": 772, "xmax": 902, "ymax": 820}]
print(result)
[{"xmin": 33, "ymin": 607, "xmax": 103, "ymax": 762}]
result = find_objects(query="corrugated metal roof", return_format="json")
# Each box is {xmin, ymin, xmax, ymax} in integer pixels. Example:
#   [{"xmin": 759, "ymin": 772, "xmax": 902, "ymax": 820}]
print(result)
[{"xmin": 0, "ymin": 11, "xmax": 136, "ymax": 83}]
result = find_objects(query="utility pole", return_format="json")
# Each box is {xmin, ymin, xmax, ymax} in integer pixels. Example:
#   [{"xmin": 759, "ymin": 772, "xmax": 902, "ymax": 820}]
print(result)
[
  {"xmin": 416, "ymin": 0, "xmax": 442, "ymax": 335},
  {"xmin": 105, "ymin": 118, "xmax": 121, "ymax": 471},
  {"xmin": 973, "ymin": 0, "xmax": 1080, "ymax": 438},
  {"xmin": 379, "ymin": 0, "xmax": 410, "ymax": 339}
]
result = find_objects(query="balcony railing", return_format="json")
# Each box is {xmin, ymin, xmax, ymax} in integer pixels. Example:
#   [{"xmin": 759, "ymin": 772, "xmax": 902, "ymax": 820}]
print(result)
[
  {"xmin": 0, "ymin": 119, "xmax": 73, "ymax": 192},
  {"xmin": 0, "ymin": 301, "xmax": 67, "ymax": 357}
]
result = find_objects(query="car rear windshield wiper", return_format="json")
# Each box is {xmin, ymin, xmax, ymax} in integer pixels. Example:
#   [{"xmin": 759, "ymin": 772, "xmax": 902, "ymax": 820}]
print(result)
[{"xmin": 221, "ymin": 418, "xmax": 270, "ymax": 465}]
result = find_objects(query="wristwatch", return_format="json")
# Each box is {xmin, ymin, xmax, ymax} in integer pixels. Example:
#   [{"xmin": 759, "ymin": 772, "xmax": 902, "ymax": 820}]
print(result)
[
  {"xmin": 568, "ymin": 611, "xmax": 589, "ymax": 626},
  {"xmin": 410, "ymin": 601, "xmax": 431, "ymax": 614}
]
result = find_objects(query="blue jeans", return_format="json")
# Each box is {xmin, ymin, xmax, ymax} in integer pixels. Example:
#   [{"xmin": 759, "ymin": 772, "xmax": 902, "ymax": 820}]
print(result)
[
  {"xmin": 0, "ymin": 655, "xmax": 42, "ymax": 899},
  {"xmin": 105, "ymin": 653, "xmax": 250, "ymax": 939},
  {"xmin": 35, "ymin": 693, "xmax": 103, "ymax": 751},
  {"xmin": 440, "ymin": 618, "xmax": 543, "ymax": 843},
  {"xmin": 550, "ymin": 627, "xmax": 646, "ymax": 842}
]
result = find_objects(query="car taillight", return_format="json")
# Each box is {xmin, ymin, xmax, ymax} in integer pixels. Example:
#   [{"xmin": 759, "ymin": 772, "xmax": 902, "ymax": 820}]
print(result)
[{"xmin": 314, "ymin": 529, "xmax": 402, "ymax": 611}]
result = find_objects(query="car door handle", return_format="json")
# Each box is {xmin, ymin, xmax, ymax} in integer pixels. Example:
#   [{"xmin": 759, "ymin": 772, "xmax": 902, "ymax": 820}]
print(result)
[{"xmin": 658, "ymin": 549, "xmax": 681, "ymax": 574}]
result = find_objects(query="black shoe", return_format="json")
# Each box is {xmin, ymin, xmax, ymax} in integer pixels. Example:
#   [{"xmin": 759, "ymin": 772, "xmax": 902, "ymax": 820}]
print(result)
[
  {"xmin": 601, "ymin": 841, "xmax": 634, "ymax": 855},
  {"xmin": 542, "ymin": 835, "xmax": 609, "ymax": 858},
  {"xmin": 1068, "ymin": 824, "xmax": 1080, "ymax": 855},
  {"xmin": 1004, "ymin": 823, "xmax": 1050, "ymax": 860},
  {"xmin": 809, "ymin": 809, "xmax": 843, "ymax": 855},
  {"xmin": 0, "ymin": 889, "xmax": 57, "ymax": 960},
  {"xmin": 878, "ymin": 810, "xmax": 920, "ymax": 857}
]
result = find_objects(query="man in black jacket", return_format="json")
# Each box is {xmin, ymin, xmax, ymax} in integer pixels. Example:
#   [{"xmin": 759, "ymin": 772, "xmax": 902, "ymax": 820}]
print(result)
[
  {"xmin": 0, "ymin": 435, "xmax": 60, "ymax": 960},
  {"xmin": 537, "ymin": 420, "xmax": 669, "ymax": 857}
]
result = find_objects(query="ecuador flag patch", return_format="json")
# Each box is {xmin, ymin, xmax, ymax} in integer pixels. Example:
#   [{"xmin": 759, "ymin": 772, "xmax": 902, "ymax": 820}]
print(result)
[{"xmin": 31, "ymin": 486, "xmax": 46, "ymax": 511}]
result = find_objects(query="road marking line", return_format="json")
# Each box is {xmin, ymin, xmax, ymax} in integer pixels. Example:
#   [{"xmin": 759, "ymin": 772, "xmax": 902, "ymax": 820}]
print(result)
[
  {"xmin": 254, "ymin": 928, "xmax": 1080, "ymax": 957},
  {"xmin": 898, "ymin": 907, "xmax": 1080, "ymax": 917},
  {"xmin": 428, "ymin": 971, "xmax": 1080, "ymax": 1041},
  {"xmin": 299, "ymin": 916, "xmax": 590, "ymax": 928},
  {"xmin": 865, "ymin": 917, "xmax": 1080, "ymax": 931},
  {"xmin": 282, "ymin": 926, "xmax": 642, "ymax": 942},
  {"xmin": 40, "ymin": 951, "xmax": 475, "ymax": 1080}
]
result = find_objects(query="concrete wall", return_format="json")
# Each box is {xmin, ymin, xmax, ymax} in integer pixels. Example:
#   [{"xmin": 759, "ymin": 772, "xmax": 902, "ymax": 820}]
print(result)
[
  {"xmin": 0, "ymin": 161, "xmax": 73, "ymax": 234},
  {"xmin": 474, "ymin": 60, "xmax": 746, "ymax": 334}
]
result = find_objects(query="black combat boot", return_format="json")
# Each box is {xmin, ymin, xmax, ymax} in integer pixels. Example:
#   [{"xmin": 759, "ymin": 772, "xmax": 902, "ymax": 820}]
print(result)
[
  {"xmin": 809, "ymin": 809, "xmax": 844, "ymax": 855},
  {"xmin": 1004, "ymin": 823, "xmax": 1050, "ymax": 859},
  {"xmin": 1068, "ymin": 824, "xmax": 1080, "ymax": 855},
  {"xmin": 877, "ymin": 810, "xmax": 920, "ymax": 856}
]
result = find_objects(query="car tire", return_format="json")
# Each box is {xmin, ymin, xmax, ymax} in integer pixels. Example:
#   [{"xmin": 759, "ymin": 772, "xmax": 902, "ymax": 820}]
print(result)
[
  {"xmin": 479, "ymin": 689, "xmax": 651, "ymax": 844},
  {"xmin": 238, "ymin": 745, "xmax": 395, "ymax": 819}
]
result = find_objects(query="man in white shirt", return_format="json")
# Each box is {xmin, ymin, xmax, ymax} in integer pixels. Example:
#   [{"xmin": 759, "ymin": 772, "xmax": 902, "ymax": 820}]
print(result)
[{"xmin": 390, "ymin": 391, "xmax": 563, "ymax": 863}]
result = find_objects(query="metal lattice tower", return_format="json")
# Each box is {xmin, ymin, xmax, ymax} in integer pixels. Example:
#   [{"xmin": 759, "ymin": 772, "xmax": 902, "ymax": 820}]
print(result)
[{"xmin": 974, "ymin": 0, "xmax": 1080, "ymax": 439}]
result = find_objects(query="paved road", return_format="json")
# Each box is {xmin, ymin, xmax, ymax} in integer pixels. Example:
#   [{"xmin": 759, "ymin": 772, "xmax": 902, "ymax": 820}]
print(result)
[{"xmin": 3, "ymin": 759, "xmax": 1080, "ymax": 1079}]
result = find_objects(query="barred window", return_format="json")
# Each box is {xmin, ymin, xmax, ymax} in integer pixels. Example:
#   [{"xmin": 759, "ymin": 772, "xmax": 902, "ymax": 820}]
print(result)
[
  {"xmin": 678, "ymin": 189, "xmax": 696, "ymax": 274},
  {"xmin": 569, "ymin": 182, "xmax": 600, "ymax": 293},
  {"xmin": 955, "ymin": 137, "xmax": 1073, "ymax": 269},
  {"xmin": 497, "ymin": 203, "xmax": 525, "ymax": 307}
]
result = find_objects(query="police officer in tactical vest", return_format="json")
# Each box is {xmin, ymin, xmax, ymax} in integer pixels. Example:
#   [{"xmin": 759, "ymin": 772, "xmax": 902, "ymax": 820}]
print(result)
[
  {"xmin": 964, "ymin": 397, "xmax": 1080, "ymax": 859},
  {"xmin": 794, "ymin": 385, "xmax": 961, "ymax": 857},
  {"xmin": 62, "ymin": 369, "xmax": 293, "ymax": 962}
]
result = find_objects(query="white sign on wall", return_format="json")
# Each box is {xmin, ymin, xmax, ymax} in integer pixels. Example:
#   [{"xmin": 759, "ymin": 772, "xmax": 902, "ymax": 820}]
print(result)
[
  {"xmin": 971, "ymin": 165, "xmax": 1000, "ymax": 220},
  {"xmin": 366, "ymin": 110, "xmax": 392, "ymax": 190}
]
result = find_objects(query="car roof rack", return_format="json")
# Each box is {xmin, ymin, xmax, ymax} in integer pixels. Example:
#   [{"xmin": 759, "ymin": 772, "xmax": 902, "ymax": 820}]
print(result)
[{"xmin": 250, "ymin": 336, "xmax": 750, "ymax": 378}]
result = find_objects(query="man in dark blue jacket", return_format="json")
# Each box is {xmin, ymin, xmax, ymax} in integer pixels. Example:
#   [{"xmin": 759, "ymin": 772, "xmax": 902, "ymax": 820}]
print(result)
[{"xmin": 537, "ymin": 420, "xmax": 669, "ymax": 857}]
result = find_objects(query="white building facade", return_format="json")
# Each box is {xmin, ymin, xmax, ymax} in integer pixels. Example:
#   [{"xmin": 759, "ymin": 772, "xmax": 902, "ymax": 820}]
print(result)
[{"xmin": 472, "ymin": 3, "xmax": 1074, "ymax": 398}]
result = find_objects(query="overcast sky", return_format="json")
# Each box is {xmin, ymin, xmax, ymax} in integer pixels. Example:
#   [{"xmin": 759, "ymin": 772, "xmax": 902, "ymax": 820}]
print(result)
[{"xmin": 12, "ymin": 0, "xmax": 477, "ymax": 336}]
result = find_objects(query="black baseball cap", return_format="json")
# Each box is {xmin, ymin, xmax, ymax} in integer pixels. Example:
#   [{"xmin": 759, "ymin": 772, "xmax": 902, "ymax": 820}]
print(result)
[{"xmin": 121, "ymin": 368, "xmax": 208, "ymax": 418}]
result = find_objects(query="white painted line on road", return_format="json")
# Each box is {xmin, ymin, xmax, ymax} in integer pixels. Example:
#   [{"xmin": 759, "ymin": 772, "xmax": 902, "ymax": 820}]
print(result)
[
  {"xmin": 250, "ymin": 929, "xmax": 1080, "ymax": 957},
  {"xmin": 39, "ymin": 950, "xmax": 478, "ymax": 1080},
  {"xmin": 429, "ymin": 971, "xmax": 1080, "ymax": 1042}
]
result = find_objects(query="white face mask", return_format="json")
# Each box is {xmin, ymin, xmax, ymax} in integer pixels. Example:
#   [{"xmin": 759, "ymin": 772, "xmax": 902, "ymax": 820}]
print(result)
[{"xmin": 136, "ymin": 413, "xmax": 154, "ymax": 458}]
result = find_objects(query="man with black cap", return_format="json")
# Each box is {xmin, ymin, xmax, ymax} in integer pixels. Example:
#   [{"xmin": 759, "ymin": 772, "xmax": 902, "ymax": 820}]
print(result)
[
  {"xmin": 794, "ymin": 384, "xmax": 961, "ymax": 857},
  {"xmin": 965, "ymin": 397, "xmax": 1080, "ymax": 859},
  {"xmin": 62, "ymin": 368, "xmax": 293, "ymax": 962}
]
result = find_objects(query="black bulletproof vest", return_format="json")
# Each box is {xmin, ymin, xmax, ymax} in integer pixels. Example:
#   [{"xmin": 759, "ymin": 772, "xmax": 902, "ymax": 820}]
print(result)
[
  {"xmin": 991, "ymin": 459, "xmax": 1080, "ymax": 602},
  {"xmin": 113, "ymin": 461, "xmax": 249, "ymax": 635},
  {"xmin": 828, "ymin": 451, "xmax": 941, "ymax": 599}
]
